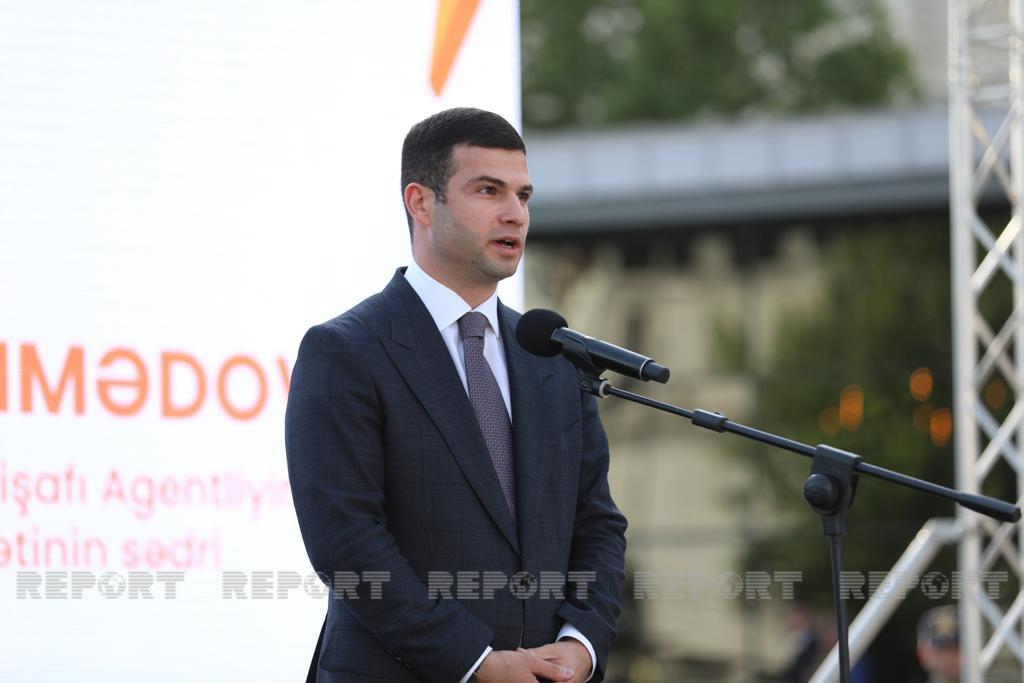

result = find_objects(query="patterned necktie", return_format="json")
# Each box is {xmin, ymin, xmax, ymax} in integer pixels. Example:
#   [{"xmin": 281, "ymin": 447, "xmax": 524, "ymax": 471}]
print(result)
[{"xmin": 458, "ymin": 311, "xmax": 516, "ymax": 517}]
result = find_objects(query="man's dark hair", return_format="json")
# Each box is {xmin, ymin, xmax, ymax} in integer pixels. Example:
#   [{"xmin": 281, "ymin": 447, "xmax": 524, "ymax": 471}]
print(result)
[{"xmin": 401, "ymin": 107, "xmax": 526, "ymax": 235}]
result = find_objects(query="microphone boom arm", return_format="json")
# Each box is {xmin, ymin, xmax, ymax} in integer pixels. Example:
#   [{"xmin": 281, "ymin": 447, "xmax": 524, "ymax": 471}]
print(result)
[
  {"xmin": 573, "ymin": 371, "xmax": 1021, "ymax": 683},
  {"xmin": 557, "ymin": 340, "xmax": 1020, "ymax": 683}
]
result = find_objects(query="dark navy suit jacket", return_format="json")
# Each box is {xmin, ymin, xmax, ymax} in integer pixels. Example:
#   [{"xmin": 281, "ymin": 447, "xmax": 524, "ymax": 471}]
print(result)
[{"xmin": 285, "ymin": 269, "xmax": 627, "ymax": 682}]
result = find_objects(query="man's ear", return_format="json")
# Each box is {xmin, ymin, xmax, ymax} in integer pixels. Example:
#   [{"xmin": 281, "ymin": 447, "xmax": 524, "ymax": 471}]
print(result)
[{"xmin": 403, "ymin": 182, "xmax": 435, "ymax": 228}]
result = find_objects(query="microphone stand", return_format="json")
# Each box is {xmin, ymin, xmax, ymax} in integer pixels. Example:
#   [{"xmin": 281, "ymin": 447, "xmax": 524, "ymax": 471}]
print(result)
[{"xmin": 559, "ymin": 340, "xmax": 1021, "ymax": 683}]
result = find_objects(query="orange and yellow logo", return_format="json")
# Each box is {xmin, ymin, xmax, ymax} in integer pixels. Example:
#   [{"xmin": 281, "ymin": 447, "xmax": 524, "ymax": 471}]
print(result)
[{"xmin": 430, "ymin": 0, "xmax": 481, "ymax": 96}]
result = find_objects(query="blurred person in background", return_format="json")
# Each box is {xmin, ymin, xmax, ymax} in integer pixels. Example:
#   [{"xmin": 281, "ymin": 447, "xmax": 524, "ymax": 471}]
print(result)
[
  {"xmin": 916, "ymin": 606, "xmax": 960, "ymax": 683},
  {"xmin": 779, "ymin": 601, "xmax": 826, "ymax": 683}
]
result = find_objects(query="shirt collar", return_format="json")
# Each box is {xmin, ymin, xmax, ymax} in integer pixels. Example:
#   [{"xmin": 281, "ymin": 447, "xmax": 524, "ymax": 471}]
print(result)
[{"xmin": 404, "ymin": 260, "xmax": 501, "ymax": 338}]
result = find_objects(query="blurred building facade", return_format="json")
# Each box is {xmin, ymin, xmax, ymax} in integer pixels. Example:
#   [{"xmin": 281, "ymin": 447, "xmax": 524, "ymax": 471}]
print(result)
[
  {"xmin": 518, "ymin": 2, "xmax": 1024, "ymax": 678},
  {"xmin": 520, "ymin": 99, "xmax": 988, "ymax": 683}
]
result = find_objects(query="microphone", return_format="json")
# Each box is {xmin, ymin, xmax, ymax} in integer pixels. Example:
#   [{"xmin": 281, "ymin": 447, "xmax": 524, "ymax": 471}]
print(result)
[{"xmin": 516, "ymin": 308, "xmax": 670, "ymax": 384}]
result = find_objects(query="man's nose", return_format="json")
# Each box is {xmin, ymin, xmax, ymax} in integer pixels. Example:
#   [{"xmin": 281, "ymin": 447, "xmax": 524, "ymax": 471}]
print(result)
[{"xmin": 501, "ymin": 195, "xmax": 528, "ymax": 226}]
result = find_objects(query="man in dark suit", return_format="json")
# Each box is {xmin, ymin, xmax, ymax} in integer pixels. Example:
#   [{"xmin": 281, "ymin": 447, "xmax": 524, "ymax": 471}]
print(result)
[{"xmin": 285, "ymin": 108, "xmax": 627, "ymax": 682}]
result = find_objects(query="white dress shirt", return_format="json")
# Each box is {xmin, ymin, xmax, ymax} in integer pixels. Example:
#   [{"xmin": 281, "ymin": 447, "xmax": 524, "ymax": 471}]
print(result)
[
  {"xmin": 404, "ymin": 260, "xmax": 512, "ymax": 418},
  {"xmin": 403, "ymin": 261, "xmax": 597, "ymax": 682}
]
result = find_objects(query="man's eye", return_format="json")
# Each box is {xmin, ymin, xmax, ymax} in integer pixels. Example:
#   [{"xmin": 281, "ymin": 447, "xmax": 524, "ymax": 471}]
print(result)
[
  {"xmin": 479, "ymin": 186, "xmax": 497, "ymax": 194},
  {"xmin": 518, "ymin": 193, "xmax": 531, "ymax": 202}
]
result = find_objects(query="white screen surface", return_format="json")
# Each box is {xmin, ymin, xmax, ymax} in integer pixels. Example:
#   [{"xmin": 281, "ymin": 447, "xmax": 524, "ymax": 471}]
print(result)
[{"xmin": 0, "ymin": 1, "xmax": 521, "ymax": 678}]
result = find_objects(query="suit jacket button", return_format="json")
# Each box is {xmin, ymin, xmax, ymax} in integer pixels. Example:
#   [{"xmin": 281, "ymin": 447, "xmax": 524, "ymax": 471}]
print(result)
[{"xmin": 511, "ymin": 571, "xmax": 536, "ymax": 597}]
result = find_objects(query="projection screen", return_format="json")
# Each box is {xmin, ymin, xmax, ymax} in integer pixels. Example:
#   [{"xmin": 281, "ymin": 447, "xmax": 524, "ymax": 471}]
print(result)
[{"xmin": 0, "ymin": 1, "xmax": 522, "ymax": 678}]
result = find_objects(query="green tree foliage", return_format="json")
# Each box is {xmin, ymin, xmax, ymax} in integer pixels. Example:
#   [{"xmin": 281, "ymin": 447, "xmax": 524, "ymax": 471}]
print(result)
[
  {"xmin": 744, "ymin": 222, "xmax": 953, "ymax": 582},
  {"xmin": 521, "ymin": 0, "xmax": 918, "ymax": 129},
  {"xmin": 737, "ymin": 221, "xmax": 1015, "ymax": 680}
]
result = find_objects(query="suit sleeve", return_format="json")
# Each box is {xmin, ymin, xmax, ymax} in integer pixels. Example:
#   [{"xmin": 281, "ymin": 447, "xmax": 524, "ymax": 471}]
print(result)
[
  {"xmin": 285, "ymin": 322, "xmax": 494, "ymax": 681},
  {"xmin": 556, "ymin": 390, "xmax": 628, "ymax": 683}
]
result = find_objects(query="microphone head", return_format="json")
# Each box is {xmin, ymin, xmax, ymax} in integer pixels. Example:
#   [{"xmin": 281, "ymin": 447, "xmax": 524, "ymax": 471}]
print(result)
[{"xmin": 516, "ymin": 308, "xmax": 568, "ymax": 357}]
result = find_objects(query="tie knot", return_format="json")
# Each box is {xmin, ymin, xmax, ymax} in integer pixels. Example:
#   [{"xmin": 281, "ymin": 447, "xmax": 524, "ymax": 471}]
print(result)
[{"xmin": 458, "ymin": 311, "xmax": 489, "ymax": 341}]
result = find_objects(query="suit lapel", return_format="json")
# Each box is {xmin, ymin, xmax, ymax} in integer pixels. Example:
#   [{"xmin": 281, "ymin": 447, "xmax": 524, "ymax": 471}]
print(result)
[
  {"xmin": 499, "ymin": 303, "xmax": 557, "ymax": 549},
  {"xmin": 378, "ymin": 270, "xmax": 520, "ymax": 556}
]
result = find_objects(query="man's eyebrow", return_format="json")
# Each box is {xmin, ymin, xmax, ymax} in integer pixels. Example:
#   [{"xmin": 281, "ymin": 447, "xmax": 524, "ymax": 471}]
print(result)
[
  {"xmin": 466, "ymin": 175, "xmax": 534, "ymax": 194},
  {"xmin": 466, "ymin": 175, "xmax": 508, "ymax": 188}
]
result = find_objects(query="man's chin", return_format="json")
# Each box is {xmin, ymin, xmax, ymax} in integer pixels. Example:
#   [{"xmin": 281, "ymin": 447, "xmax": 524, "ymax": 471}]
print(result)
[
  {"xmin": 483, "ymin": 263, "xmax": 521, "ymax": 282},
  {"xmin": 490, "ymin": 270, "xmax": 519, "ymax": 284}
]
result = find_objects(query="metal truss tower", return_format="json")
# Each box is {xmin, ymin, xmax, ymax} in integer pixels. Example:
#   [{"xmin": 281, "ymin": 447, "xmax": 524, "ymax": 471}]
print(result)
[{"xmin": 950, "ymin": 0, "xmax": 1024, "ymax": 680}]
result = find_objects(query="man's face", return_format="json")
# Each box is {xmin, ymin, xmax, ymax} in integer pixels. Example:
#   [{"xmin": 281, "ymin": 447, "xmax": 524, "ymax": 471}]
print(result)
[
  {"xmin": 918, "ymin": 643, "xmax": 960, "ymax": 679},
  {"xmin": 423, "ymin": 144, "xmax": 532, "ymax": 288}
]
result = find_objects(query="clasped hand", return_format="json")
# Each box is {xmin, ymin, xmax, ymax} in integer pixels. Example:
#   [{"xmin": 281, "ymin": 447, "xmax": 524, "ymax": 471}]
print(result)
[{"xmin": 475, "ymin": 638, "xmax": 590, "ymax": 683}]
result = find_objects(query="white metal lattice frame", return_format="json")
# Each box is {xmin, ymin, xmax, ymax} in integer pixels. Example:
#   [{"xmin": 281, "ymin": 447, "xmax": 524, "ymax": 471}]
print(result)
[{"xmin": 949, "ymin": 0, "xmax": 1024, "ymax": 680}]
